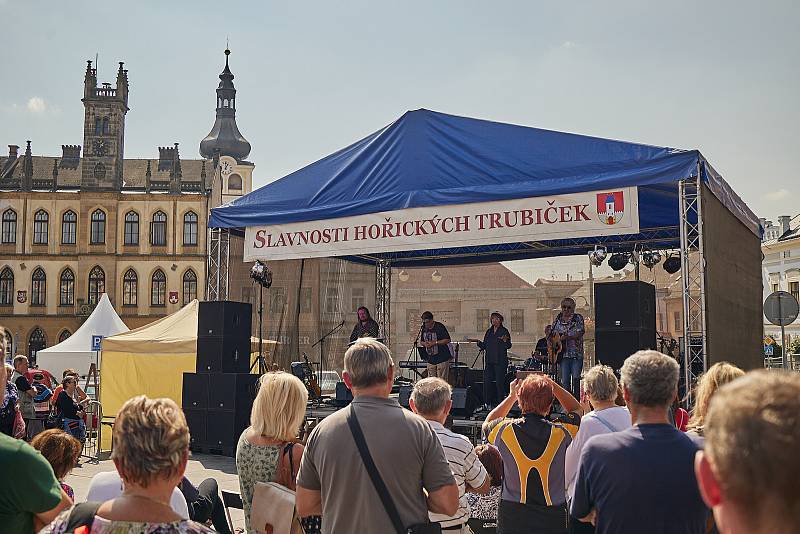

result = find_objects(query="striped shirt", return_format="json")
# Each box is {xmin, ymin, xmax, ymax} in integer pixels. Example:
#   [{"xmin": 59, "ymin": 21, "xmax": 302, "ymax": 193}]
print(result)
[{"xmin": 428, "ymin": 420, "xmax": 488, "ymax": 528}]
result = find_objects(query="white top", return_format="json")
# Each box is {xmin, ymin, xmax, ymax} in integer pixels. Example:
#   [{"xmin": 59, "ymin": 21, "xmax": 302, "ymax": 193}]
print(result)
[
  {"xmin": 565, "ymin": 406, "xmax": 631, "ymax": 499},
  {"xmin": 86, "ymin": 470, "xmax": 190, "ymax": 519},
  {"xmin": 428, "ymin": 420, "xmax": 488, "ymax": 528}
]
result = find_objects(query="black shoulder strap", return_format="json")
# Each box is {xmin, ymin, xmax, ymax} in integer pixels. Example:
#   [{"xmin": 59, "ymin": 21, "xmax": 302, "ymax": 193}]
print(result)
[
  {"xmin": 64, "ymin": 501, "xmax": 102, "ymax": 533},
  {"xmin": 346, "ymin": 406, "xmax": 407, "ymax": 534}
]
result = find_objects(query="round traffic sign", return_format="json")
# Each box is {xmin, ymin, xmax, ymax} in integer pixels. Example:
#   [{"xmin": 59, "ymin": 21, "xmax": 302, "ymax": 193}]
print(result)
[{"xmin": 764, "ymin": 291, "xmax": 800, "ymax": 326}]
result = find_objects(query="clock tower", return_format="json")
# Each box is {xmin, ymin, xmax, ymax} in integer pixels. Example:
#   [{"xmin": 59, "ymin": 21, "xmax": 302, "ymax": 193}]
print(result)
[{"xmin": 81, "ymin": 60, "xmax": 129, "ymax": 190}]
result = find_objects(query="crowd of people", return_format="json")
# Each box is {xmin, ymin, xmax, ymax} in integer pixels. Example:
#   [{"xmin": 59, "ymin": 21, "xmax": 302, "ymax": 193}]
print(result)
[{"xmin": 1, "ymin": 338, "xmax": 799, "ymax": 534}]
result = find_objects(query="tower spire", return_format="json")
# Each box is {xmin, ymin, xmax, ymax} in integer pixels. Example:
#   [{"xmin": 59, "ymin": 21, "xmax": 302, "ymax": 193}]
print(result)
[{"xmin": 199, "ymin": 48, "xmax": 251, "ymax": 161}]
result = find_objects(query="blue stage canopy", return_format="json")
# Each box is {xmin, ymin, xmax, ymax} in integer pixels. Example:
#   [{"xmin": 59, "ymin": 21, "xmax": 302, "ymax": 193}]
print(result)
[{"xmin": 209, "ymin": 109, "xmax": 758, "ymax": 266}]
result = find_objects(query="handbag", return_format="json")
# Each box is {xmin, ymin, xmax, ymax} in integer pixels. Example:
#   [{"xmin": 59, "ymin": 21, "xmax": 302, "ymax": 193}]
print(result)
[
  {"xmin": 347, "ymin": 406, "xmax": 441, "ymax": 534},
  {"xmin": 250, "ymin": 443, "xmax": 304, "ymax": 534},
  {"xmin": 12, "ymin": 408, "xmax": 26, "ymax": 439}
]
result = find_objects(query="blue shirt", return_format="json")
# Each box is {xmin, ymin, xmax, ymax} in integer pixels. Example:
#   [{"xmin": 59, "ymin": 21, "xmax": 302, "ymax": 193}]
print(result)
[{"xmin": 571, "ymin": 423, "xmax": 707, "ymax": 534}]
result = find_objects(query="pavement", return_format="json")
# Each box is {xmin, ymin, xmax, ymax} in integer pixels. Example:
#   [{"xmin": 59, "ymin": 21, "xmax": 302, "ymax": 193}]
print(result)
[{"xmin": 65, "ymin": 452, "xmax": 245, "ymax": 531}]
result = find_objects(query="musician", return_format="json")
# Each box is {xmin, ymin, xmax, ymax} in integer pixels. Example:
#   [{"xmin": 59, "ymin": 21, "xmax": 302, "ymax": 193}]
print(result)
[
  {"xmin": 349, "ymin": 306, "xmax": 380, "ymax": 342},
  {"xmin": 550, "ymin": 297, "xmax": 585, "ymax": 400},
  {"xmin": 525, "ymin": 325, "xmax": 551, "ymax": 371},
  {"xmin": 477, "ymin": 311, "xmax": 512, "ymax": 406},
  {"xmin": 418, "ymin": 311, "xmax": 452, "ymax": 382}
]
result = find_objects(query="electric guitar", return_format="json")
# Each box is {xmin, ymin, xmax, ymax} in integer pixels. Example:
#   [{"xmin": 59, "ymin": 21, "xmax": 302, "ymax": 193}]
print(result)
[{"xmin": 302, "ymin": 353, "xmax": 322, "ymax": 398}]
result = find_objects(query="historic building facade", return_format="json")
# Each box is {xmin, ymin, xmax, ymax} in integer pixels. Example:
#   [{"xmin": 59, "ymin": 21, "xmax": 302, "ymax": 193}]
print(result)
[{"xmin": 0, "ymin": 51, "xmax": 252, "ymax": 361}]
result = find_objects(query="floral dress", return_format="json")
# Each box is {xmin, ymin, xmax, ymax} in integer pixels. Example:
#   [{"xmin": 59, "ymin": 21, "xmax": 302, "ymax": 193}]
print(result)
[
  {"xmin": 39, "ymin": 513, "xmax": 215, "ymax": 534},
  {"xmin": 235, "ymin": 430, "xmax": 281, "ymax": 534}
]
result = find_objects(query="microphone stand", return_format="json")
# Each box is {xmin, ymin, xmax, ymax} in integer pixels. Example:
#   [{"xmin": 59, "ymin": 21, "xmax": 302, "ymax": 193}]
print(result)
[{"xmin": 311, "ymin": 320, "xmax": 345, "ymax": 401}]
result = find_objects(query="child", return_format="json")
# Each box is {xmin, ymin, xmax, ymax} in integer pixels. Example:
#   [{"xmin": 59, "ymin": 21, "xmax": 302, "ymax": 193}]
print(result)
[{"xmin": 30, "ymin": 428, "xmax": 81, "ymax": 499}]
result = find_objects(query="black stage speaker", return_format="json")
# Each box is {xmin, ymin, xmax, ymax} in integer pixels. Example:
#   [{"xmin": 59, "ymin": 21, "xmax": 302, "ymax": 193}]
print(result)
[
  {"xmin": 398, "ymin": 385, "xmax": 413, "ymax": 409},
  {"xmin": 595, "ymin": 328, "xmax": 657, "ymax": 372},
  {"xmin": 334, "ymin": 382, "xmax": 353, "ymax": 406},
  {"xmin": 181, "ymin": 373, "xmax": 209, "ymax": 410},
  {"xmin": 196, "ymin": 336, "xmax": 251, "ymax": 374},
  {"xmin": 198, "ymin": 301, "xmax": 252, "ymax": 339},
  {"xmin": 184, "ymin": 408, "xmax": 207, "ymax": 446},
  {"xmin": 206, "ymin": 408, "xmax": 251, "ymax": 450},
  {"xmin": 450, "ymin": 387, "xmax": 475, "ymax": 417},
  {"xmin": 595, "ymin": 281, "xmax": 656, "ymax": 330}
]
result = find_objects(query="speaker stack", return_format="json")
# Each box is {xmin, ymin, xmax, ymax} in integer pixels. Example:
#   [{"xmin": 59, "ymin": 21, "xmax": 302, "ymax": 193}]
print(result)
[
  {"xmin": 182, "ymin": 301, "xmax": 255, "ymax": 456},
  {"xmin": 595, "ymin": 281, "xmax": 657, "ymax": 372}
]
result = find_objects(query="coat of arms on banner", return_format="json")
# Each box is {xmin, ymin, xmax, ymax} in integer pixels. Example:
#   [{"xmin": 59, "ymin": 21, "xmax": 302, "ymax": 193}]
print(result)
[
  {"xmin": 17, "ymin": 290, "xmax": 26, "ymax": 303},
  {"xmin": 596, "ymin": 191, "xmax": 625, "ymax": 225},
  {"xmin": 168, "ymin": 291, "xmax": 179, "ymax": 304}
]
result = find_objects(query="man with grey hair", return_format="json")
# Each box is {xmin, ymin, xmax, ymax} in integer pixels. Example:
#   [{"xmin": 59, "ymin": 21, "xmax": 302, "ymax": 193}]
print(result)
[
  {"xmin": 570, "ymin": 350, "xmax": 707, "ymax": 534},
  {"xmin": 411, "ymin": 378, "xmax": 490, "ymax": 532},
  {"xmin": 297, "ymin": 338, "xmax": 458, "ymax": 534}
]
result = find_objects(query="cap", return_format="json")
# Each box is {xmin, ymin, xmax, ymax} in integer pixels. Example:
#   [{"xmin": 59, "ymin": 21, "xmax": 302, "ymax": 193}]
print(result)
[
  {"xmin": 491, "ymin": 311, "xmax": 504, "ymax": 321},
  {"xmin": 421, "ymin": 311, "xmax": 433, "ymax": 320}
]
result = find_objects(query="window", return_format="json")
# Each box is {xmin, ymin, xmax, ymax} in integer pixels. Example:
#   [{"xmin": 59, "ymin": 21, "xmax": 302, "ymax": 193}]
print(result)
[
  {"xmin": 61, "ymin": 211, "xmax": 77, "ymax": 244},
  {"xmin": 151, "ymin": 269, "xmax": 166, "ymax": 306},
  {"xmin": 790, "ymin": 281, "xmax": 799, "ymax": 303},
  {"xmin": 33, "ymin": 210, "xmax": 49, "ymax": 245},
  {"xmin": 300, "ymin": 287, "xmax": 312, "ymax": 313},
  {"xmin": 123, "ymin": 269, "xmax": 138, "ymax": 306},
  {"xmin": 673, "ymin": 311, "xmax": 681, "ymax": 332},
  {"xmin": 228, "ymin": 174, "xmax": 243, "ymax": 191},
  {"xmin": 58, "ymin": 330, "xmax": 71, "ymax": 343},
  {"xmin": 28, "ymin": 328, "xmax": 46, "ymax": 362},
  {"xmin": 102, "ymin": 117, "xmax": 110, "ymax": 135},
  {"xmin": 0, "ymin": 267, "xmax": 13, "ymax": 305},
  {"xmin": 784, "ymin": 251, "xmax": 792, "ymax": 259},
  {"xmin": 90, "ymin": 210, "xmax": 106, "ymax": 244},
  {"xmin": 1, "ymin": 209, "xmax": 16, "ymax": 244},
  {"xmin": 324, "ymin": 287, "xmax": 339, "ymax": 314},
  {"xmin": 270, "ymin": 286, "xmax": 287, "ymax": 313},
  {"xmin": 511, "ymin": 309, "xmax": 525, "ymax": 332},
  {"xmin": 123, "ymin": 211, "xmax": 139, "ymax": 245},
  {"xmin": 150, "ymin": 211, "xmax": 167, "ymax": 246},
  {"xmin": 183, "ymin": 212, "xmax": 198, "ymax": 246},
  {"xmin": 771, "ymin": 283, "xmax": 780, "ymax": 293},
  {"xmin": 94, "ymin": 117, "xmax": 102, "ymax": 135},
  {"xmin": 475, "ymin": 309, "xmax": 489, "ymax": 332},
  {"xmin": 88, "ymin": 266, "xmax": 105, "ymax": 305},
  {"xmin": 31, "ymin": 268, "xmax": 46, "ymax": 306},
  {"xmin": 183, "ymin": 269, "xmax": 197, "ymax": 305},
  {"xmin": 59, "ymin": 269, "xmax": 74, "ymax": 306},
  {"xmin": 351, "ymin": 287, "xmax": 365, "ymax": 312}
]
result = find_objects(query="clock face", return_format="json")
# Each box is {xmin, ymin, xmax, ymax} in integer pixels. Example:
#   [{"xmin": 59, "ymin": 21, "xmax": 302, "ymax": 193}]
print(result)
[{"xmin": 220, "ymin": 160, "xmax": 233, "ymax": 177}]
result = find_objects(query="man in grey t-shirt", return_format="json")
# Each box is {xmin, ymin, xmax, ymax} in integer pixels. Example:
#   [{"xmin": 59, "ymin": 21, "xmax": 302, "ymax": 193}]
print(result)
[{"xmin": 297, "ymin": 338, "xmax": 458, "ymax": 534}]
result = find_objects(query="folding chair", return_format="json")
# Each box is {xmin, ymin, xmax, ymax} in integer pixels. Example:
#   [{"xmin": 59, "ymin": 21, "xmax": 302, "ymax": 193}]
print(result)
[{"xmin": 221, "ymin": 490, "xmax": 244, "ymax": 533}]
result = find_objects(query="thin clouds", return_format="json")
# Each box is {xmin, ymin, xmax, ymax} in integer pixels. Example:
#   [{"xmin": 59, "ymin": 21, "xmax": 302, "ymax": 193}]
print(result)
[
  {"xmin": 762, "ymin": 188, "xmax": 792, "ymax": 202},
  {"xmin": 26, "ymin": 97, "xmax": 47, "ymax": 114}
]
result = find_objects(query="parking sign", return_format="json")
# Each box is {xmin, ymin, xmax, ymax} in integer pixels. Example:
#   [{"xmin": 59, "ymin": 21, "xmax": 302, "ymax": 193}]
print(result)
[{"xmin": 91, "ymin": 335, "xmax": 103, "ymax": 351}]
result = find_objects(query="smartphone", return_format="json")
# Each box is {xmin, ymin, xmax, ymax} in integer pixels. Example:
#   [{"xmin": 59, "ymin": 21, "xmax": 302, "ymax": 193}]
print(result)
[{"xmin": 516, "ymin": 370, "xmax": 544, "ymax": 380}]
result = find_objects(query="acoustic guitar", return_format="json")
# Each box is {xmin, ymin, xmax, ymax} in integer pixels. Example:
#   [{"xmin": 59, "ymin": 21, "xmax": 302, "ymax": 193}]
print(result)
[
  {"xmin": 548, "ymin": 331, "xmax": 565, "ymax": 365},
  {"xmin": 302, "ymin": 353, "xmax": 322, "ymax": 398}
]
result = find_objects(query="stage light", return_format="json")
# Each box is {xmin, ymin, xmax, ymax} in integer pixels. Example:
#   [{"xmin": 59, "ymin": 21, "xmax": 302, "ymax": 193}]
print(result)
[
  {"xmin": 641, "ymin": 249, "xmax": 662, "ymax": 269},
  {"xmin": 588, "ymin": 246, "xmax": 607, "ymax": 267},
  {"xmin": 398, "ymin": 270, "xmax": 410, "ymax": 282},
  {"xmin": 431, "ymin": 269, "xmax": 443, "ymax": 283},
  {"xmin": 608, "ymin": 253, "xmax": 628, "ymax": 271},
  {"xmin": 663, "ymin": 253, "xmax": 681, "ymax": 274},
  {"xmin": 250, "ymin": 260, "xmax": 273, "ymax": 288}
]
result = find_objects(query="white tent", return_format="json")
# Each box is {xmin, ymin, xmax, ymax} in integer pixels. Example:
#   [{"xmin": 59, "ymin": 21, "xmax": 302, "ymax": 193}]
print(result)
[{"xmin": 37, "ymin": 294, "xmax": 128, "ymax": 379}]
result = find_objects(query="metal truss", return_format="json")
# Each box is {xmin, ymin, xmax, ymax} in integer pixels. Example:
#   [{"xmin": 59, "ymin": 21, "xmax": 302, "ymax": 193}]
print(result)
[
  {"xmin": 374, "ymin": 259, "xmax": 392, "ymax": 344},
  {"xmin": 207, "ymin": 227, "xmax": 230, "ymax": 301},
  {"xmin": 679, "ymin": 166, "xmax": 708, "ymax": 406}
]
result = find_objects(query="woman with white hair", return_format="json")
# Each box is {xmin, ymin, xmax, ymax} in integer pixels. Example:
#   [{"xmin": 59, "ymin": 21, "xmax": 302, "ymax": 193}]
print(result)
[
  {"xmin": 41, "ymin": 395, "xmax": 215, "ymax": 533},
  {"xmin": 564, "ymin": 365, "xmax": 631, "ymax": 534},
  {"xmin": 236, "ymin": 371, "xmax": 315, "ymax": 534}
]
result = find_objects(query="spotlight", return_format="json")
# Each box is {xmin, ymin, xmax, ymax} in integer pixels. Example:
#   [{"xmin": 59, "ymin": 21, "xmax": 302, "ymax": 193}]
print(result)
[
  {"xmin": 663, "ymin": 253, "xmax": 681, "ymax": 274},
  {"xmin": 431, "ymin": 269, "xmax": 443, "ymax": 283},
  {"xmin": 588, "ymin": 246, "xmax": 607, "ymax": 267},
  {"xmin": 398, "ymin": 270, "xmax": 410, "ymax": 282},
  {"xmin": 641, "ymin": 249, "xmax": 662, "ymax": 269},
  {"xmin": 608, "ymin": 253, "xmax": 628, "ymax": 271},
  {"xmin": 250, "ymin": 260, "xmax": 273, "ymax": 288}
]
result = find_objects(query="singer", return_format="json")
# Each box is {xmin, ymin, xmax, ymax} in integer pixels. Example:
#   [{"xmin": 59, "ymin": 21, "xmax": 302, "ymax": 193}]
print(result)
[
  {"xmin": 349, "ymin": 306, "xmax": 380, "ymax": 342},
  {"xmin": 477, "ymin": 311, "xmax": 512, "ymax": 405},
  {"xmin": 418, "ymin": 311, "xmax": 452, "ymax": 381}
]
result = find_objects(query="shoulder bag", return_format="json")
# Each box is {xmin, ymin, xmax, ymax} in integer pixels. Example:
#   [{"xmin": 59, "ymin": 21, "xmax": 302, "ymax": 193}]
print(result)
[
  {"xmin": 251, "ymin": 443, "xmax": 304, "ymax": 534},
  {"xmin": 347, "ymin": 406, "xmax": 441, "ymax": 534}
]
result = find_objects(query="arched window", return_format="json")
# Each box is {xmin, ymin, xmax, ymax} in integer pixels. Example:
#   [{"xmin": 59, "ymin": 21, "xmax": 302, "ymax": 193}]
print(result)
[
  {"xmin": 124, "ymin": 211, "xmax": 139, "ymax": 246},
  {"xmin": 150, "ymin": 211, "xmax": 167, "ymax": 246},
  {"xmin": 88, "ymin": 266, "xmax": 105, "ymax": 305},
  {"xmin": 183, "ymin": 269, "xmax": 197, "ymax": 305},
  {"xmin": 33, "ymin": 210, "xmax": 49, "ymax": 245},
  {"xmin": 1, "ymin": 209, "xmax": 16, "ymax": 244},
  {"xmin": 61, "ymin": 210, "xmax": 77, "ymax": 244},
  {"xmin": 228, "ymin": 173, "xmax": 243, "ymax": 191},
  {"xmin": 31, "ymin": 268, "xmax": 46, "ymax": 306},
  {"xmin": 93, "ymin": 162, "xmax": 106, "ymax": 180},
  {"xmin": 28, "ymin": 327, "xmax": 46, "ymax": 363},
  {"xmin": 95, "ymin": 117, "xmax": 102, "ymax": 135},
  {"xmin": 0, "ymin": 267, "xmax": 13, "ymax": 305},
  {"xmin": 58, "ymin": 330, "xmax": 71, "ymax": 343},
  {"xmin": 183, "ymin": 211, "xmax": 198, "ymax": 246},
  {"xmin": 151, "ymin": 269, "xmax": 166, "ymax": 306},
  {"xmin": 59, "ymin": 268, "xmax": 74, "ymax": 306},
  {"xmin": 123, "ymin": 269, "xmax": 138, "ymax": 306},
  {"xmin": 102, "ymin": 117, "xmax": 110, "ymax": 135},
  {"xmin": 90, "ymin": 209, "xmax": 106, "ymax": 244}
]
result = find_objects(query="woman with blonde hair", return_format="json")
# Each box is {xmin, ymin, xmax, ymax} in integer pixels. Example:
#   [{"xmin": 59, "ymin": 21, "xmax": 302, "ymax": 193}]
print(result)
[
  {"xmin": 41, "ymin": 395, "xmax": 214, "ymax": 533},
  {"xmin": 686, "ymin": 361, "xmax": 744, "ymax": 436},
  {"xmin": 236, "ymin": 371, "xmax": 314, "ymax": 534}
]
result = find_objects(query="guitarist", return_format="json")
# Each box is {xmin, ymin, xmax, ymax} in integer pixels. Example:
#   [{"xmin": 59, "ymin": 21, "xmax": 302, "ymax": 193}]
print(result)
[
  {"xmin": 477, "ymin": 311, "xmax": 512, "ymax": 407},
  {"xmin": 550, "ymin": 297, "xmax": 585, "ymax": 400}
]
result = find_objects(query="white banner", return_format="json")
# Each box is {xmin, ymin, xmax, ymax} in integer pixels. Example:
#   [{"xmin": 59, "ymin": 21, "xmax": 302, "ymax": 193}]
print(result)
[{"xmin": 244, "ymin": 187, "xmax": 639, "ymax": 261}]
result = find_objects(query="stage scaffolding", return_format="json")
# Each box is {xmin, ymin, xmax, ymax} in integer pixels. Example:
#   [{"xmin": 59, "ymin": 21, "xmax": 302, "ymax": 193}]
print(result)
[
  {"xmin": 207, "ymin": 227, "xmax": 230, "ymax": 301},
  {"xmin": 374, "ymin": 259, "xmax": 392, "ymax": 344}
]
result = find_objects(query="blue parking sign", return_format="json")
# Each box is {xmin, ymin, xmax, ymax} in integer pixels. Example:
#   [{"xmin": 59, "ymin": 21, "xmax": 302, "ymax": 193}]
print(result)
[{"xmin": 91, "ymin": 335, "xmax": 104, "ymax": 351}]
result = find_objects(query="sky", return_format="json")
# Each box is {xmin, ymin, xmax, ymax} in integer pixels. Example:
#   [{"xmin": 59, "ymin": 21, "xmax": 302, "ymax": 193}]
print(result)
[{"xmin": 1, "ymin": 0, "xmax": 798, "ymax": 234}]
